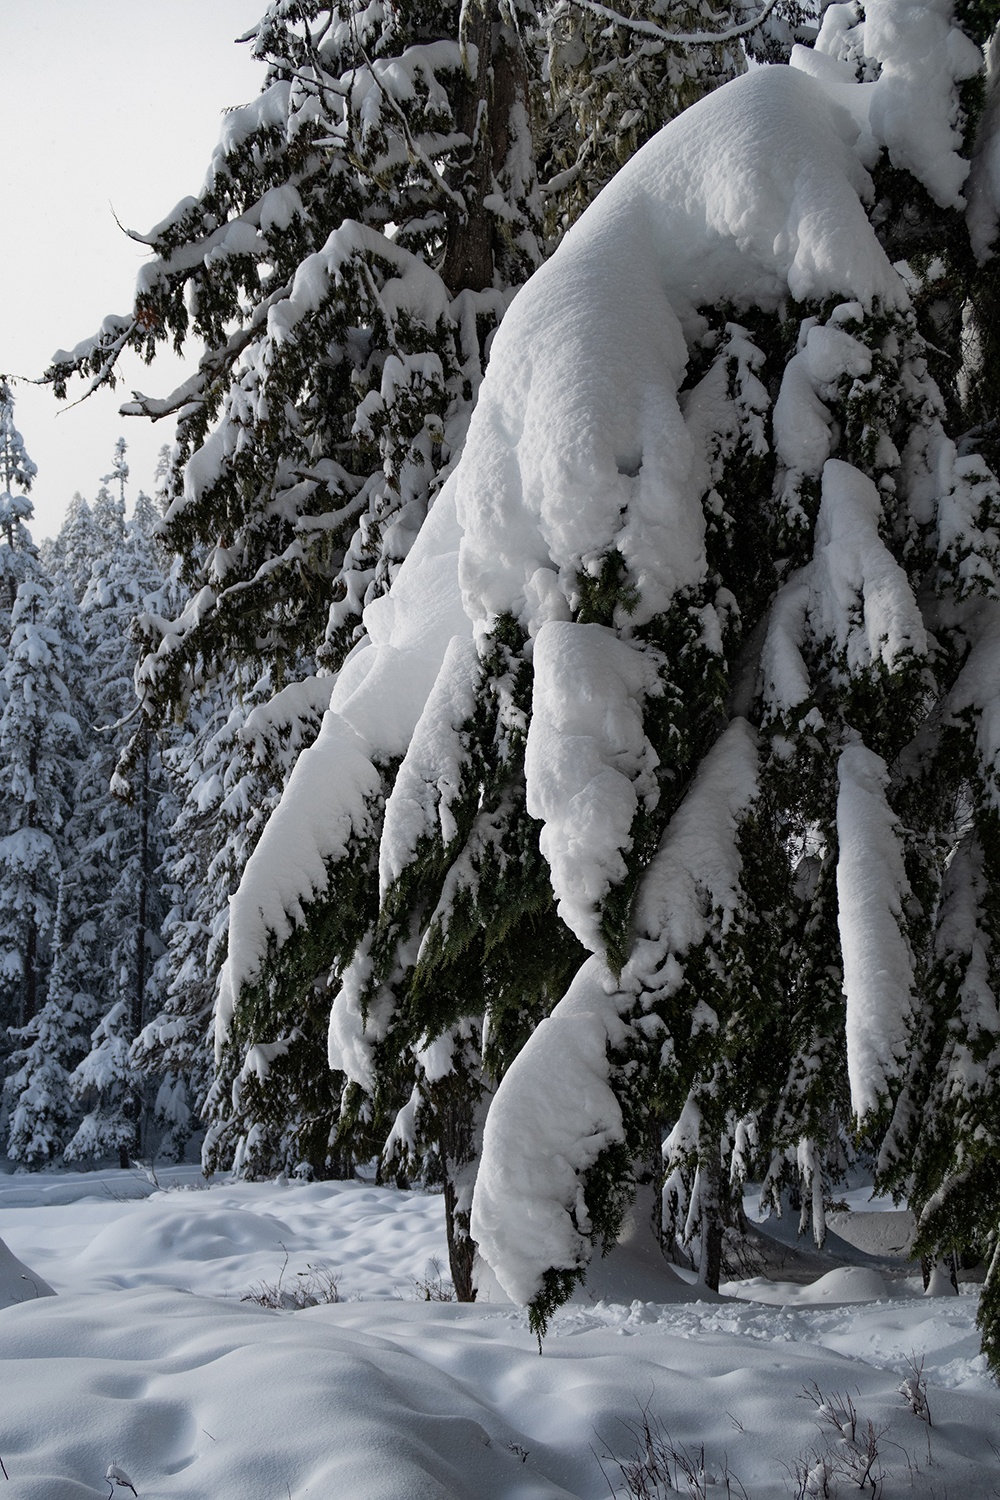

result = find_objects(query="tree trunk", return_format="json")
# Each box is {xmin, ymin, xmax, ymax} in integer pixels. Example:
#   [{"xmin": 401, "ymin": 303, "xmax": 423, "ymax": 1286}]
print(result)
[
  {"xmin": 23, "ymin": 920, "xmax": 36, "ymax": 1029},
  {"xmin": 697, "ymin": 1150, "xmax": 724, "ymax": 1294},
  {"xmin": 443, "ymin": 1172, "xmax": 477, "ymax": 1303},
  {"xmin": 440, "ymin": 3, "xmax": 533, "ymax": 297},
  {"xmin": 131, "ymin": 736, "xmax": 151, "ymax": 1160},
  {"xmin": 22, "ymin": 744, "xmax": 38, "ymax": 1027},
  {"xmin": 438, "ymin": 1083, "xmax": 479, "ymax": 1302},
  {"xmin": 441, "ymin": 2, "xmax": 495, "ymax": 296},
  {"xmin": 700, "ymin": 1214, "xmax": 723, "ymax": 1294}
]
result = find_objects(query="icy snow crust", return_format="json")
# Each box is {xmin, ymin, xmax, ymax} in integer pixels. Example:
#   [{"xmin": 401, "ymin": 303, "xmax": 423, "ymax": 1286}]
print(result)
[{"xmin": 0, "ymin": 1169, "xmax": 996, "ymax": 1500}]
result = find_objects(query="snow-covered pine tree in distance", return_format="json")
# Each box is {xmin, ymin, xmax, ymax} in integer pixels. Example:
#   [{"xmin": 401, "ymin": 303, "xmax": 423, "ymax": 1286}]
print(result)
[
  {"xmin": 0, "ymin": 379, "xmax": 38, "ymax": 629},
  {"xmin": 0, "ymin": 574, "xmax": 81, "ymax": 1044},
  {"xmin": 62, "ymin": 455, "xmax": 176, "ymax": 1168}
]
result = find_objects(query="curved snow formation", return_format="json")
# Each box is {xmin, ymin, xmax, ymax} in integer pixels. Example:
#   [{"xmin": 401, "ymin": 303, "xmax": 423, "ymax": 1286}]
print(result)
[
  {"xmin": 218, "ymin": 8, "xmax": 988, "ymax": 1305},
  {"xmin": 453, "ymin": 62, "xmax": 907, "ymax": 640}
]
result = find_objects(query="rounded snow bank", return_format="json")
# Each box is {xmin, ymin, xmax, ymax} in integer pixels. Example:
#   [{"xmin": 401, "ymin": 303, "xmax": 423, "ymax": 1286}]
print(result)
[
  {"xmin": 0, "ymin": 1235, "xmax": 55, "ymax": 1308},
  {"xmin": 733, "ymin": 1265, "xmax": 891, "ymax": 1308}
]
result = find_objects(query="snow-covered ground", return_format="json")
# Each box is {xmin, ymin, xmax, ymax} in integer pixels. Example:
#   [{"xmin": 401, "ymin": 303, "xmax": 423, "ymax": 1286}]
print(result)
[{"xmin": 0, "ymin": 1167, "xmax": 995, "ymax": 1499}]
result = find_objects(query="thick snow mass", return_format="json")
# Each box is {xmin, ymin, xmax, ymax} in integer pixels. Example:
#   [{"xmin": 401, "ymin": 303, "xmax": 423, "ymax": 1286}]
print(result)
[
  {"xmin": 813, "ymin": 459, "xmax": 928, "ymax": 673},
  {"xmin": 456, "ymin": 64, "xmax": 903, "ymax": 638},
  {"xmin": 525, "ymin": 624, "xmax": 662, "ymax": 951},
  {"xmin": 471, "ymin": 956, "xmax": 631, "ymax": 1305},
  {"xmin": 837, "ymin": 743, "xmax": 917, "ymax": 1118},
  {"xmin": 0, "ymin": 1168, "xmax": 996, "ymax": 1500},
  {"xmin": 858, "ymin": 0, "xmax": 982, "ymax": 208},
  {"xmin": 379, "ymin": 633, "xmax": 482, "ymax": 895},
  {"xmin": 804, "ymin": 0, "xmax": 982, "ymax": 209}
]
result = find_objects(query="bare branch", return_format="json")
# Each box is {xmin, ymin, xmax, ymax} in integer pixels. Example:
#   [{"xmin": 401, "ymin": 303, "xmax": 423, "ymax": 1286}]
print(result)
[
  {"xmin": 109, "ymin": 202, "xmax": 154, "ymax": 246},
  {"xmin": 566, "ymin": 0, "xmax": 779, "ymax": 47}
]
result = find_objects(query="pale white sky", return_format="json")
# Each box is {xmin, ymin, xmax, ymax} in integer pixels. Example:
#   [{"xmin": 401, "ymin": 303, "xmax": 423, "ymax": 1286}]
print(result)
[{"xmin": 1, "ymin": 2, "xmax": 263, "ymax": 539}]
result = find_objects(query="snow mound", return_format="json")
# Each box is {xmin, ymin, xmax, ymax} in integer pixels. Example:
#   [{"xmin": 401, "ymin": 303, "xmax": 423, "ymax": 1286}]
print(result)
[
  {"xmin": 569, "ymin": 1186, "xmax": 723, "ymax": 1307},
  {"xmin": 734, "ymin": 1265, "xmax": 890, "ymax": 1307},
  {"xmin": 0, "ymin": 1234, "xmax": 54, "ymax": 1308},
  {"xmin": 75, "ymin": 1207, "xmax": 290, "ymax": 1275}
]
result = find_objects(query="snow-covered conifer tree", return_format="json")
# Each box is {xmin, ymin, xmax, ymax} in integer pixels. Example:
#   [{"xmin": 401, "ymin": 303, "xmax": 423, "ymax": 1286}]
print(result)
[
  {"xmin": 217, "ymin": 0, "xmax": 1000, "ymax": 1347},
  {"xmin": 0, "ymin": 574, "xmax": 81, "ymax": 1039},
  {"xmin": 42, "ymin": 494, "xmax": 100, "ymax": 604},
  {"xmin": 131, "ymin": 680, "xmax": 336, "ymax": 1170},
  {"xmin": 63, "ymin": 464, "xmax": 176, "ymax": 1165},
  {"xmin": 0, "ymin": 379, "xmax": 38, "ymax": 627},
  {"xmin": 47, "ymin": 0, "xmax": 548, "ymax": 715},
  {"xmin": 4, "ymin": 877, "xmax": 97, "ymax": 1163}
]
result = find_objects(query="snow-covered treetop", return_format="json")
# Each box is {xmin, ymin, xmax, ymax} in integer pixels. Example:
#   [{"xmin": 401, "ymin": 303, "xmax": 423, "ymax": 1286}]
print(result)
[
  {"xmin": 0, "ymin": 382, "xmax": 38, "ymax": 605},
  {"xmin": 0, "ymin": 379, "xmax": 36, "ymax": 553},
  {"xmin": 101, "ymin": 438, "xmax": 129, "ymax": 510},
  {"xmin": 0, "ymin": 380, "xmax": 37, "ymax": 500}
]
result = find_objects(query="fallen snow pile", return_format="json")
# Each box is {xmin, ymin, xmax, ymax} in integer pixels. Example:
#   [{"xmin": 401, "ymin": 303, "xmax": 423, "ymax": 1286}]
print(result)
[{"xmin": 0, "ymin": 1168, "xmax": 995, "ymax": 1500}]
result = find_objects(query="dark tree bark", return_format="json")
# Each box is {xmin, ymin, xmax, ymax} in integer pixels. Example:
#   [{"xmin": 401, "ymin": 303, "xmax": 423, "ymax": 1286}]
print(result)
[{"xmin": 441, "ymin": 3, "xmax": 532, "ymax": 297}]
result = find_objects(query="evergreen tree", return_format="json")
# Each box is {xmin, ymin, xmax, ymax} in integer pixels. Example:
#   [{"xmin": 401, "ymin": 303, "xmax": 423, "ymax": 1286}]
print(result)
[
  {"xmin": 0, "ymin": 378, "xmax": 37, "ymax": 588},
  {"xmin": 0, "ymin": 575, "xmax": 82, "ymax": 1039},
  {"xmin": 0, "ymin": 380, "xmax": 38, "ymax": 646},
  {"xmin": 45, "ymin": 0, "xmax": 752, "ymax": 1187},
  {"xmin": 217, "ymin": 0, "xmax": 1000, "ymax": 1339},
  {"xmin": 62, "ymin": 459, "xmax": 177, "ymax": 1165},
  {"xmin": 132, "ymin": 682, "xmax": 329, "ymax": 1168},
  {"xmin": 41, "ymin": 493, "xmax": 100, "ymax": 604},
  {"xmin": 46, "ymin": 0, "xmax": 549, "ymax": 724},
  {"xmin": 4, "ymin": 877, "xmax": 97, "ymax": 1163}
]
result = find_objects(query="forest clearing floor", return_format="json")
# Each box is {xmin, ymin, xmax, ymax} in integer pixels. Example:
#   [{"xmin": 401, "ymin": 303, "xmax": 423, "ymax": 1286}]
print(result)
[{"xmin": 0, "ymin": 1166, "xmax": 994, "ymax": 1498}]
